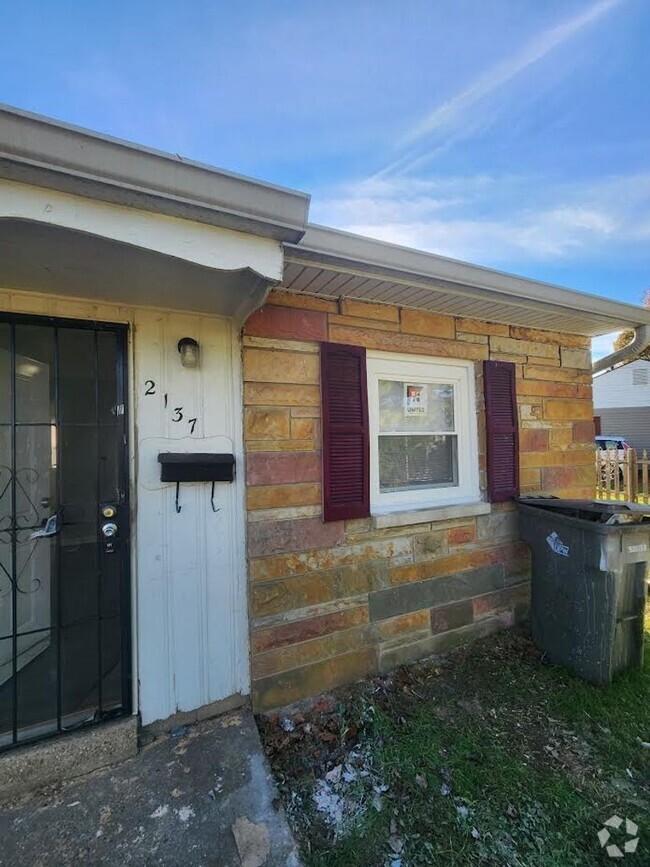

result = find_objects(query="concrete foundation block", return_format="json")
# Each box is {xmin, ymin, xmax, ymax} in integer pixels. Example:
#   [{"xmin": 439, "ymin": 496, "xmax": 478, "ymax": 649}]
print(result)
[{"xmin": 0, "ymin": 716, "xmax": 137, "ymax": 805}]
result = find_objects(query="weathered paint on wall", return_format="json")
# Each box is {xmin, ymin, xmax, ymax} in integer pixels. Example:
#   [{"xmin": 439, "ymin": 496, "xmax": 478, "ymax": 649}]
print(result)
[
  {"xmin": 0, "ymin": 287, "xmax": 249, "ymax": 726},
  {"xmin": 243, "ymin": 291, "xmax": 595, "ymax": 711},
  {"xmin": 134, "ymin": 310, "xmax": 248, "ymax": 724}
]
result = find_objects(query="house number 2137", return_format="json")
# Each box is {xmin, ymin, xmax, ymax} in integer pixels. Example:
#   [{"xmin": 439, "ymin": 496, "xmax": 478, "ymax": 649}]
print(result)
[{"xmin": 143, "ymin": 381, "xmax": 198, "ymax": 434}]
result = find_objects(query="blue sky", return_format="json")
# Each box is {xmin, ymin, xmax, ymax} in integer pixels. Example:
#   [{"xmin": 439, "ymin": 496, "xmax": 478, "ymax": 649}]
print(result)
[{"xmin": 2, "ymin": 1, "xmax": 649, "ymax": 356}]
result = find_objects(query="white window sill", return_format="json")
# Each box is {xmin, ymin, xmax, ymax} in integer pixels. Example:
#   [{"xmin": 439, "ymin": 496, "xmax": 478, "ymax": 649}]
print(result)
[{"xmin": 371, "ymin": 501, "xmax": 491, "ymax": 529}]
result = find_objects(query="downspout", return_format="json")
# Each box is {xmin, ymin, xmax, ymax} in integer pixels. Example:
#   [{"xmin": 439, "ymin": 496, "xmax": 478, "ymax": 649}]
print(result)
[{"xmin": 592, "ymin": 324, "xmax": 650, "ymax": 375}]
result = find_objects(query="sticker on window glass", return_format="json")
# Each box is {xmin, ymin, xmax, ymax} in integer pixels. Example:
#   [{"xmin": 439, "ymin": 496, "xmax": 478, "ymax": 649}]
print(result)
[{"xmin": 404, "ymin": 383, "xmax": 427, "ymax": 417}]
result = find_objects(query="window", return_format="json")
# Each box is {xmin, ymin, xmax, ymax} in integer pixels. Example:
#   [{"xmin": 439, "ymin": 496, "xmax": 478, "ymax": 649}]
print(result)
[
  {"xmin": 320, "ymin": 345, "xmax": 514, "ymax": 522},
  {"xmin": 366, "ymin": 353, "xmax": 480, "ymax": 514}
]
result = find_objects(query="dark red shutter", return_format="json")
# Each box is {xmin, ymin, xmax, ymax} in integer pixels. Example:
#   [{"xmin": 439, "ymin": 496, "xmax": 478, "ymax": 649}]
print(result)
[
  {"xmin": 321, "ymin": 342, "xmax": 370, "ymax": 522},
  {"xmin": 484, "ymin": 360, "xmax": 519, "ymax": 503}
]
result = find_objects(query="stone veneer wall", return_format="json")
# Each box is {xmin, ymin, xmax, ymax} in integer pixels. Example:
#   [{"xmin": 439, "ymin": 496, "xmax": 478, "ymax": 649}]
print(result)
[{"xmin": 243, "ymin": 290, "xmax": 595, "ymax": 711}]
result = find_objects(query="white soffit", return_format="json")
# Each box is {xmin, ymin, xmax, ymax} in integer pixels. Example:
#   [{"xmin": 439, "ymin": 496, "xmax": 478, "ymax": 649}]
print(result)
[{"xmin": 284, "ymin": 225, "xmax": 650, "ymax": 338}]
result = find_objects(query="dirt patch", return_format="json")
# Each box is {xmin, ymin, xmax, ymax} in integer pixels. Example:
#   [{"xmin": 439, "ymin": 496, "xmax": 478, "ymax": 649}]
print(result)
[{"xmin": 258, "ymin": 627, "xmax": 649, "ymax": 866}]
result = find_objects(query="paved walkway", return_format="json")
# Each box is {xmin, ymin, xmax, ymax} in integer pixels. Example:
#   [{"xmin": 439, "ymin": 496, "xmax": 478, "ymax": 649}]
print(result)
[{"xmin": 1, "ymin": 710, "xmax": 300, "ymax": 866}]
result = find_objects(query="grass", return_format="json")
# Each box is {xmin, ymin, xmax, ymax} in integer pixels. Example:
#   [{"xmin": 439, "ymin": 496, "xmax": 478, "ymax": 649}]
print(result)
[{"xmin": 260, "ymin": 617, "xmax": 650, "ymax": 866}]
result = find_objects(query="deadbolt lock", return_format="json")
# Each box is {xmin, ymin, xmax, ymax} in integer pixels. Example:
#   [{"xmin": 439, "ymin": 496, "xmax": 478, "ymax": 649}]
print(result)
[{"xmin": 102, "ymin": 506, "xmax": 117, "ymax": 519}]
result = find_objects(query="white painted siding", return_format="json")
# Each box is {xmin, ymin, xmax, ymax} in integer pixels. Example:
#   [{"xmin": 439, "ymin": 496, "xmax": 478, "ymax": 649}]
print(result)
[
  {"xmin": 593, "ymin": 359, "xmax": 650, "ymax": 409},
  {"xmin": 134, "ymin": 310, "xmax": 248, "ymax": 725}
]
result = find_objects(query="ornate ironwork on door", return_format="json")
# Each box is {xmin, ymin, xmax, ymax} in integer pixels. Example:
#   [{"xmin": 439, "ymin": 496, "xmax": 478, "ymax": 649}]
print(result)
[{"xmin": 0, "ymin": 315, "xmax": 130, "ymax": 749}]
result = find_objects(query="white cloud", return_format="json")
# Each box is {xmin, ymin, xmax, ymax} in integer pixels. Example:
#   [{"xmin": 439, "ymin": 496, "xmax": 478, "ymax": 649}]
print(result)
[
  {"xmin": 378, "ymin": 0, "xmax": 620, "ymax": 177},
  {"xmin": 311, "ymin": 173, "xmax": 649, "ymax": 264}
]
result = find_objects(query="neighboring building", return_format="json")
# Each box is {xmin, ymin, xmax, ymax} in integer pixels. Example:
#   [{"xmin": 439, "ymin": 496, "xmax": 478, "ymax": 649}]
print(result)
[
  {"xmin": 593, "ymin": 359, "xmax": 650, "ymax": 453},
  {"xmin": 1, "ymin": 106, "xmax": 650, "ymax": 790}
]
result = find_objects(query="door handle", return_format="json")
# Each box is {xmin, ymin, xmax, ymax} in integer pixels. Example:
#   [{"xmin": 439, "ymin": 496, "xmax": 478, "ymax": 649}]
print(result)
[
  {"xmin": 102, "ymin": 522, "xmax": 118, "ymax": 538},
  {"xmin": 30, "ymin": 513, "xmax": 61, "ymax": 540}
]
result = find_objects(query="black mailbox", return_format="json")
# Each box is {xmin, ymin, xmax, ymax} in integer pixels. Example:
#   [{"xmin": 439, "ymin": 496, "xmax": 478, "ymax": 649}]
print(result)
[{"xmin": 158, "ymin": 453, "xmax": 235, "ymax": 483}]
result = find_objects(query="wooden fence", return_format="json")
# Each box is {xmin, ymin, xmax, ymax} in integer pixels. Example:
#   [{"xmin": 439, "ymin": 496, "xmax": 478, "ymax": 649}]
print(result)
[{"xmin": 595, "ymin": 448, "xmax": 650, "ymax": 504}]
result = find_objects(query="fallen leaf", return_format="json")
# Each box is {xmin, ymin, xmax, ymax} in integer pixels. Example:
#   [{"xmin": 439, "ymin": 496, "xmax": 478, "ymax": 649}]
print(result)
[{"xmin": 231, "ymin": 816, "xmax": 270, "ymax": 867}]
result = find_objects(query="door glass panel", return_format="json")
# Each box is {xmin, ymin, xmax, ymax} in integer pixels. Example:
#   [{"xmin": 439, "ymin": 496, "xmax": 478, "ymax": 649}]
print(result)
[
  {"xmin": 60, "ymin": 426, "xmax": 98, "ymax": 506},
  {"xmin": 99, "ymin": 425, "xmax": 121, "ymax": 503},
  {"xmin": 0, "ymin": 324, "xmax": 10, "ymax": 424},
  {"xmin": 59, "ymin": 329, "xmax": 96, "ymax": 424},
  {"xmin": 0, "ymin": 637, "xmax": 14, "ymax": 747},
  {"xmin": 16, "ymin": 628, "xmax": 57, "ymax": 742},
  {"xmin": 15, "ymin": 426, "xmax": 54, "ymax": 637},
  {"xmin": 0, "ymin": 547, "xmax": 12, "ymax": 640},
  {"xmin": 60, "ymin": 522, "xmax": 98, "ymax": 627},
  {"xmin": 61, "ymin": 620, "xmax": 98, "ymax": 724},
  {"xmin": 15, "ymin": 325, "xmax": 55, "ymax": 425},
  {"xmin": 98, "ymin": 332, "xmax": 122, "ymax": 502},
  {"xmin": 100, "ymin": 552, "xmax": 122, "ymax": 619},
  {"xmin": 101, "ymin": 617, "xmax": 123, "ymax": 711},
  {"xmin": 0, "ymin": 318, "xmax": 129, "ymax": 750},
  {"xmin": 98, "ymin": 331, "xmax": 119, "ymax": 422},
  {"xmin": 0, "ymin": 426, "xmax": 12, "ymax": 639},
  {"xmin": 15, "ymin": 425, "xmax": 53, "ymax": 534}
]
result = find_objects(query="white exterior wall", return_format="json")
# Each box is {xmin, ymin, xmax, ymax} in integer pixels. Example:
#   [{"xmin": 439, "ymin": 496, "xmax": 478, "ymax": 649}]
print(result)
[
  {"xmin": 593, "ymin": 359, "xmax": 650, "ymax": 409},
  {"xmin": 134, "ymin": 310, "xmax": 248, "ymax": 724},
  {"xmin": 0, "ymin": 288, "xmax": 249, "ymax": 727}
]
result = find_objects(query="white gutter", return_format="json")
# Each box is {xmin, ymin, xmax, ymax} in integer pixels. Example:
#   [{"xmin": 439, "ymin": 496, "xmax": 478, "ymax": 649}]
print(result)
[
  {"xmin": 0, "ymin": 104, "xmax": 310, "ymax": 243},
  {"xmin": 592, "ymin": 324, "xmax": 650, "ymax": 374},
  {"xmin": 288, "ymin": 224, "xmax": 650, "ymax": 332}
]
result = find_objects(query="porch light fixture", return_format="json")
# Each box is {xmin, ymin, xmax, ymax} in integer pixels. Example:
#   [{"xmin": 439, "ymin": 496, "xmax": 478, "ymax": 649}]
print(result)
[{"xmin": 177, "ymin": 337, "xmax": 200, "ymax": 369}]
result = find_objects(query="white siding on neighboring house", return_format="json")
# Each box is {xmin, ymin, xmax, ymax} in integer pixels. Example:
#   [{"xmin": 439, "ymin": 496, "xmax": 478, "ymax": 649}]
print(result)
[
  {"xmin": 594, "ymin": 359, "xmax": 650, "ymax": 453},
  {"xmin": 593, "ymin": 359, "xmax": 650, "ymax": 409}
]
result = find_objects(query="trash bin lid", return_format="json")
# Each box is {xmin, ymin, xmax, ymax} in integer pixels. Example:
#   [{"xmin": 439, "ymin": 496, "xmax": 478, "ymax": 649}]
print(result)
[
  {"xmin": 517, "ymin": 496, "xmax": 649, "ymax": 514},
  {"xmin": 517, "ymin": 496, "xmax": 650, "ymax": 524}
]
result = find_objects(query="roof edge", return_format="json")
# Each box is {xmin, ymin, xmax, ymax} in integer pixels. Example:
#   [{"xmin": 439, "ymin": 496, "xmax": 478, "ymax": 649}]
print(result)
[
  {"xmin": 0, "ymin": 105, "xmax": 310, "ymax": 243},
  {"xmin": 287, "ymin": 223, "xmax": 650, "ymax": 329}
]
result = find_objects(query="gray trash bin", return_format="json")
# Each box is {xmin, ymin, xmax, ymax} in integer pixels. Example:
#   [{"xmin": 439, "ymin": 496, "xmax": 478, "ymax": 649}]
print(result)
[{"xmin": 517, "ymin": 497, "xmax": 649, "ymax": 685}]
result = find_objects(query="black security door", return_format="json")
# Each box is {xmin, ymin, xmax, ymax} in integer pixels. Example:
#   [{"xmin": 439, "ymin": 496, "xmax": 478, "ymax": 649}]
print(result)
[{"xmin": 0, "ymin": 315, "xmax": 130, "ymax": 749}]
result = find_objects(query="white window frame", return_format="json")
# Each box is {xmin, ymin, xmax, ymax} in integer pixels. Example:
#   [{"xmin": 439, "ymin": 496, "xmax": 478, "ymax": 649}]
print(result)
[{"xmin": 367, "ymin": 351, "xmax": 480, "ymax": 515}]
